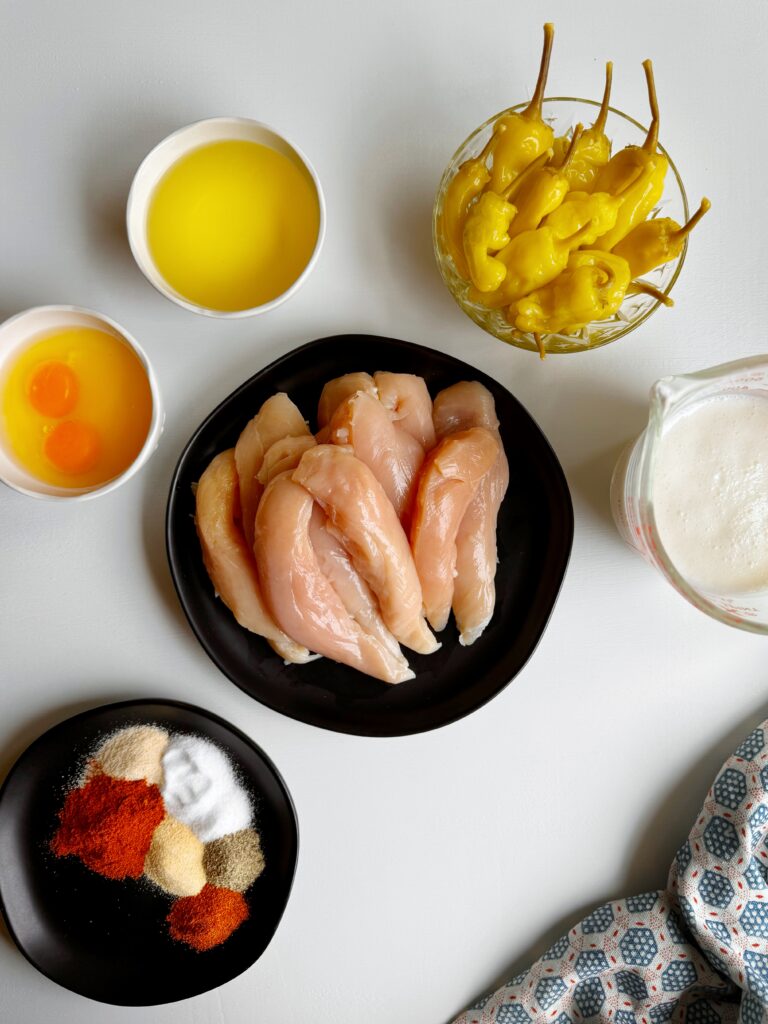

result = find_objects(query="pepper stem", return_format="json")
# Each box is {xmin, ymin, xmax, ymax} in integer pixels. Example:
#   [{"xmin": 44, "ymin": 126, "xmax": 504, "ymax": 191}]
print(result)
[
  {"xmin": 500, "ymin": 149, "xmax": 552, "ymax": 200},
  {"xmin": 615, "ymin": 163, "xmax": 646, "ymax": 198},
  {"xmin": 672, "ymin": 197, "xmax": 712, "ymax": 241},
  {"xmin": 477, "ymin": 131, "xmax": 499, "ymax": 165},
  {"xmin": 533, "ymin": 332, "xmax": 547, "ymax": 360},
  {"xmin": 593, "ymin": 61, "xmax": 613, "ymax": 135},
  {"xmin": 641, "ymin": 59, "xmax": 661, "ymax": 154},
  {"xmin": 522, "ymin": 23, "xmax": 555, "ymax": 121},
  {"xmin": 562, "ymin": 219, "xmax": 594, "ymax": 249},
  {"xmin": 628, "ymin": 280, "xmax": 675, "ymax": 307},
  {"xmin": 560, "ymin": 124, "xmax": 585, "ymax": 173}
]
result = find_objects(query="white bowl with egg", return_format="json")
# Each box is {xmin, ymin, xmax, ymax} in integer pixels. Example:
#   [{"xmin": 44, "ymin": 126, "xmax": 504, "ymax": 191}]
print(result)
[{"xmin": 0, "ymin": 305, "xmax": 164, "ymax": 501}]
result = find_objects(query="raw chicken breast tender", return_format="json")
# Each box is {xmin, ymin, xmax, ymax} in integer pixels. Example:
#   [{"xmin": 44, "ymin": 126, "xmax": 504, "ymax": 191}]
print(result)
[
  {"xmin": 234, "ymin": 393, "xmax": 309, "ymax": 548},
  {"xmin": 317, "ymin": 372, "xmax": 377, "ymax": 428},
  {"xmin": 293, "ymin": 445, "xmax": 439, "ymax": 655},
  {"xmin": 254, "ymin": 473, "xmax": 413, "ymax": 684},
  {"xmin": 433, "ymin": 380, "xmax": 500, "ymax": 439},
  {"xmin": 410, "ymin": 427, "xmax": 500, "ymax": 632},
  {"xmin": 433, "ymin": 382, "xmax": 510, "ymax": 645},
  {"xmin": 309, "ymin": 506, "xmax": 403, "ymax": 660},
  {"xmin": 195, "ymin": 449, "xmax": 313, "ymax": 663},
  {"xmin": 328, "ymin": 391, "xmax": 424, "ymax": 521},
  {"xmin": 258, "ymin": 434, "xmax": 316, "ymax": 485},
  {"xmin": 374, "ymin": 372, "xmax": 436, "ymax": 450}
]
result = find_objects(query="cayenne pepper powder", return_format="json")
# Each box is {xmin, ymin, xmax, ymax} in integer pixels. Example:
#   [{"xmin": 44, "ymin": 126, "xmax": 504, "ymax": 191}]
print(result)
[
  {"xmin": 166, "ymin": 883, "xmax": 249, "ymax": 951},
  {"xmin": 51, "ymin": 774, "xmax": 165, "ymax": 879}
]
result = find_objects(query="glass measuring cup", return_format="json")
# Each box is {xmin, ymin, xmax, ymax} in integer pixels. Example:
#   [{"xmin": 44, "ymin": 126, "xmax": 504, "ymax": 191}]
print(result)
[{"xmin": 610, "ymin": 355, "xmax": 768, "ymax": 632}]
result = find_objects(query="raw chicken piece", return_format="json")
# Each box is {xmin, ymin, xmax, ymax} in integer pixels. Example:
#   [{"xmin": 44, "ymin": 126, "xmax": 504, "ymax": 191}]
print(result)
[
  {"xmin": 433, "ymin": 380, "xmax": 499, "ymax": 440},
  {"xmin": 317, "ymin": 372, "xmax": 377, "ymax": 428},
  {"xmin": 258, "ymin": 435, "xmax": 316, "ymax": 485},
  {"xmin": 433, "ymin": 382, "xmax": 509, "ymax": 645},
  {"xmin": 254, "ymin": 473, "xmax": 413, "ymax": 684},
  {"xmin": 293, "ymin": 445, "xmax": 439, "ymax": 655},
  {"xmin": 374, "ymin": 372, "xmax": 436, "ymax": 451},
  {"xmin": 234, "ymin": 393, "xmax": 309, "ymax": 549},
  {"xmin": 309, "ymin": 506, "xmax": 403, "ymax": 660},
  {"xmin": 195, "ymin": 449, "xmax": 314, "ymax": 664},
  {"xmin": 452, "ymin": 465, "xmax": 509, "ymax": 644},
  {"xmin": 410, "ymin": 427, "xmax": 500, "ymax": 632},
  {"xmin": 328, "ymin": 391, "xmax": 424, "ymax": 521}
]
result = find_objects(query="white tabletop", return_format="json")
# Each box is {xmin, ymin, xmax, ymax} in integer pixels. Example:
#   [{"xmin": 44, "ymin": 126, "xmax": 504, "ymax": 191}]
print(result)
[{"xmin": 1, "ymin": 1, "xmax": 766, "ymax": 1021}]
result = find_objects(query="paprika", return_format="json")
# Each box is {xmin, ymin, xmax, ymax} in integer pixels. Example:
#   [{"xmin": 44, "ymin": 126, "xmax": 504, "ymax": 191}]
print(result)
[
  {"xmin": 166, "ymin": 883, "xmax": 249, "ymax": 951},
  {"xmin": 51, "ymin": 774, "xmax": 165, "ymax": 880}
]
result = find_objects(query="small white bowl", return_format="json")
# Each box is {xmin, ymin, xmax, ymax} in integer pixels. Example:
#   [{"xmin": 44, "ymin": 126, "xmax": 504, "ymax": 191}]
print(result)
[
  {"xmin": 126, "ymin": 116, "xmax": 326, "ymax": 318},
  {"xmin": 0, "ymin": 305, "xmax": 164, "ymax": 501}
]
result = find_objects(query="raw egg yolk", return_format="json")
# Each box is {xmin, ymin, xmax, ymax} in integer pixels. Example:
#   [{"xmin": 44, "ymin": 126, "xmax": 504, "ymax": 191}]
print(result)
[
  {"xmin": 44, "ymin": 421, "xmax": 101, "ymax": 475},
  {"xmin": 28, "ymin": 361, "xmax": 79, "ymax": 418}
]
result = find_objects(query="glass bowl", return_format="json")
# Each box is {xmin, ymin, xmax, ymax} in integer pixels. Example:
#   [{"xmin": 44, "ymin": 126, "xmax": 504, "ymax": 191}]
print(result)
[{"xmin": 433, "ymin": 97, "xmax": 689, "ymax": 355}]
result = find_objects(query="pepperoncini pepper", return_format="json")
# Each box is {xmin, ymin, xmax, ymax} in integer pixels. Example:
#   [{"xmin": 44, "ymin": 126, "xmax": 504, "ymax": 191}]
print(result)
[
  {"xmin": 551, "ymin": 62, "xmax": 614, "ymax": 190},
  {"xmin": 504, "ymin": 127, "xmax": 584, "ymax": 240},
  {"xmin": 510, "ymin": 250, "xmax": 631, "ymax": 336},
  {"xmin": 592, "ymin": 60, "xmax": 668, "ymax": 251},
  {"xmin": 612, "ymin": 197, "xmax": 711, "ymax": 277},
  {"xmin": 489, "ymin": 23, "xmax": 555, "ymax": 193},
  {"xmin": 462, "ymin": 192, "xmax": 518, "ymax": 292},
  {"xmin": 439, "ymin": 132, "xmax": 501, "ymax": 279},
  {"xmin": 542, "ymin": 190, "xmax": 620, "ymax": 245},
  {"xmin": 477, "ymin": 220, "xmax": 594, "ymax": 308}
]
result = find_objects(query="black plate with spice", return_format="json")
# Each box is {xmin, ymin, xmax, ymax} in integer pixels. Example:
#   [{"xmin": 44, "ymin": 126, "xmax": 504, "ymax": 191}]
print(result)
[
  {"xmin": 0, "ymin": 699, "xmax": 298, "ymax": 1006},
  {"xmin": 166, "ymin": 334, "xmax": 573, "ymax": 737}
]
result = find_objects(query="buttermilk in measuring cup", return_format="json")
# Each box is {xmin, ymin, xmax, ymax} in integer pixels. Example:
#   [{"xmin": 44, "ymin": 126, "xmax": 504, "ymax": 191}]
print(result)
[{"xmin": 652, "ymin": 394, "xmax": 768, "ymax": 593}]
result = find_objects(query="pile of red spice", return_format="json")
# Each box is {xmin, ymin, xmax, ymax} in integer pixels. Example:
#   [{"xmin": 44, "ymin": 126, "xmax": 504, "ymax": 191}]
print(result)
[
  {"xmin": 167, "ymin": 884, "xmax": 249, "ymax": 951},
  {"xmin": 51, "ymin": 775, "xmax": 164, "ymax": 878},
  {"xmin": 50, "ymin": 727, "xmax": 259, "ymax": 953}
]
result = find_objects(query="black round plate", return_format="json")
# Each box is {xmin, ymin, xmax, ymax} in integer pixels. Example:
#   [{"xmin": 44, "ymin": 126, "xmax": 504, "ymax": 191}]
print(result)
[
  {"xmin": 166, "ymin": 334, "xmax": 573, "ymax": 737},
  {"xmin": 0, "ymin": 699, "xmax": 298, "ymax": 1006}
]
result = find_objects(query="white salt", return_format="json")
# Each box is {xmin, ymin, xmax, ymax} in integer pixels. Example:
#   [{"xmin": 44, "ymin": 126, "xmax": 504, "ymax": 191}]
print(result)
[{"xmin": 160, "ymin": 735, "xmax": 252, "ymax": 842}]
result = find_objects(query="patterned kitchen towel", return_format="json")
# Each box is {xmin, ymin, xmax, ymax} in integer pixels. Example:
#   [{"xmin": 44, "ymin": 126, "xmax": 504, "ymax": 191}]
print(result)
[{"xmin": 453, "ymin": 723, "xmax": 768, "ymax": 1024}]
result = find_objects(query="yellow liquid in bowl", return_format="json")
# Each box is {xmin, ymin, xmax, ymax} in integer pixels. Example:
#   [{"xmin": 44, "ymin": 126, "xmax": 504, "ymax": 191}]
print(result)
[
  {"xmin": 146, "ymin": 139, "xmax": 320, "ymax": 312},
  {"xmin": 2, "ymin": 327, "xmax": 153, "ymax": 489}
]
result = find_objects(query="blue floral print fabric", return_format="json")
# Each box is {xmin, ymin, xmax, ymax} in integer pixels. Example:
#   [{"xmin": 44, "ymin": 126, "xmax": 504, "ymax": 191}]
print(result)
[{"xmin": 453, "ymin": 725, "xmax": 768, "ymax": 1024}]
